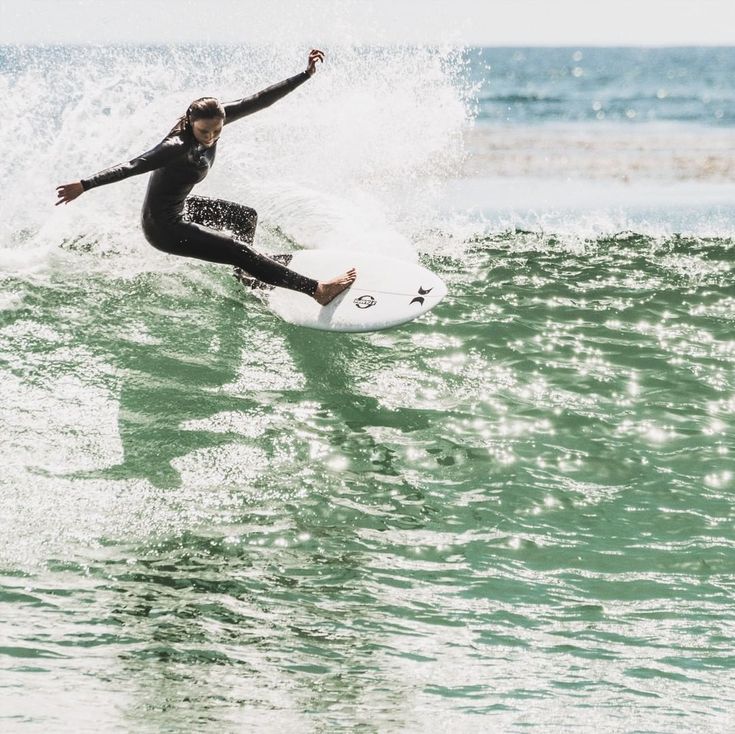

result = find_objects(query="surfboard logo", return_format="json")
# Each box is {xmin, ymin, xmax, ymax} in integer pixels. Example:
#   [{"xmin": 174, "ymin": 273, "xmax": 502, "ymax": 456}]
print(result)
[
  {"xmin": 410, "ymin": 285, "xmax": 433, "ymax": 306},
  {"xmin": 354, "ymin": 295, "xmax": 377, "ymax": 309}
]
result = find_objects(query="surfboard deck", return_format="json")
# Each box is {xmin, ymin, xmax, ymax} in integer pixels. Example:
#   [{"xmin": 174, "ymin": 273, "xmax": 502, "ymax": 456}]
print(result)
[{"xmin": 234, "ymin": 249, "xmax": 447, "ymax": 332}]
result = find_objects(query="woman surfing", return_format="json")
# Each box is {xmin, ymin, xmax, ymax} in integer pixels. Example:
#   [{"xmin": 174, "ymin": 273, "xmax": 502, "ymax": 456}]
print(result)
[{"xmin": 55, "ymin": 49, "xmax": 356, "ymax": 306}]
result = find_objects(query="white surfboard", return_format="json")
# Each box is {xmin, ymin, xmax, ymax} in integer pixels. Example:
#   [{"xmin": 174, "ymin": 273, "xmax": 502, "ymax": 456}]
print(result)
[{"xmin": 235, "ymin": 249, "xmax": 447, "ymax": 332}]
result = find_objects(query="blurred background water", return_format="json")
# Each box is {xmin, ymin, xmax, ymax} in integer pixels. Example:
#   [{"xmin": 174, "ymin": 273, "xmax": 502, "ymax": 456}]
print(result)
[{"xmin": 1, "ymin": 43, "xmax": 734, "ymax": 732}]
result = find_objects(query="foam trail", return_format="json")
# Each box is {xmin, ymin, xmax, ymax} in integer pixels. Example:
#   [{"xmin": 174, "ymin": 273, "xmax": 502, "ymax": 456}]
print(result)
[{"xmin": 248, "ymin": 182, "xmax": 417, "ymax": 261}]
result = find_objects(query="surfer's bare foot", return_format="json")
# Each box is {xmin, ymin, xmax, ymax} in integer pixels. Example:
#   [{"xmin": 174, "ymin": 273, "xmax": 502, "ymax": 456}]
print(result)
[{"xmin": 313, "ymin": 268, "xmax": 357, "ymax": 305}]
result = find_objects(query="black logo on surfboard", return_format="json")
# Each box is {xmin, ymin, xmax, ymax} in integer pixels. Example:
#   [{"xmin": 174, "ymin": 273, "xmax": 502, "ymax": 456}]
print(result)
[
  {"xmin": 410, "ymin": 285, "xmax": 433, "ymax": 306},
  {"xmin": 354, "ymin": 295, "xmax": 377, "ymax": 309}
]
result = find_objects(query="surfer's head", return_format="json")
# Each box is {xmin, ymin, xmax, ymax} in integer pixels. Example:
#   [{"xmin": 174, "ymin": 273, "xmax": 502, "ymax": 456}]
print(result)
[{"xmin": 183, "ymin": 97, "xmax": 225, "ymax": 147}]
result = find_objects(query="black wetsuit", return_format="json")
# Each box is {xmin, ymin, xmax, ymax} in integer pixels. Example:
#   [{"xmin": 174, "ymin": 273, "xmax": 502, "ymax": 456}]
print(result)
[{"xmin": 81, "ymin": 71, "xmax": 317, "ymax": 295}]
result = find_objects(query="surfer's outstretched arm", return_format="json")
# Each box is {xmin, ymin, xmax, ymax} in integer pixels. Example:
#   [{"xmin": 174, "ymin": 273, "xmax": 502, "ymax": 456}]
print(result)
[
  {"xmin": 55, "ymin": 136, "xmax": 184, "ymax": 205},
  {"xmin": 223, "ymin": 49, "xmax": 324, "ymax": 125}
]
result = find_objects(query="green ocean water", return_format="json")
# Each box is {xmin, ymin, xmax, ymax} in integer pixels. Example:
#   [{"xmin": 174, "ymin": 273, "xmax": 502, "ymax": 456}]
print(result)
[{"xmin": 2, "ymin": 231, "xmax": 734, "ymax": 731}]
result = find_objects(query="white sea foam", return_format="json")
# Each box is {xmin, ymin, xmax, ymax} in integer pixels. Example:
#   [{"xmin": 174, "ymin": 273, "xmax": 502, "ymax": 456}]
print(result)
[{"xmin": 0, "ymin": 44, "xmax": 471, "ymax": 276}]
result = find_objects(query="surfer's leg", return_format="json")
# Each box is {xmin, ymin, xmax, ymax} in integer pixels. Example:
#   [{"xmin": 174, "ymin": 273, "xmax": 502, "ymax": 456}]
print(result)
[
  {"xmin": 147, "ymin": 220, "xmax": 318, "ymax": 295},
  {"xmin": 184, "ymin": 196, "xmax": 258, "ymax": 243},
  {"xmin": 234, "ymin": 244, "xmax": 319, "ymax": 295},
  {"xmin": 156, "ymin": 206, "xmax": 356, "ymax": 303}
]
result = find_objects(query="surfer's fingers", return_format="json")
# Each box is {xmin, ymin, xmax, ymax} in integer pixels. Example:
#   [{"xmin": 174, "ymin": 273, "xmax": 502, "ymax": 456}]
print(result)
[{"xmin": 55, "ymin": 185, "xmax": 77, "ymax": 205}]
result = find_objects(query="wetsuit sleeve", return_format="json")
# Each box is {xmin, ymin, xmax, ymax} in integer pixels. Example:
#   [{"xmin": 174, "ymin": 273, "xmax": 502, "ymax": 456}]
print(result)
[
  {"xmin": 223, "ymin": 71, "xmax": 310, "ymax": 125},
  {"xmin": 81, "ymin": 136, "xmax": 185, "ymax": 191}
]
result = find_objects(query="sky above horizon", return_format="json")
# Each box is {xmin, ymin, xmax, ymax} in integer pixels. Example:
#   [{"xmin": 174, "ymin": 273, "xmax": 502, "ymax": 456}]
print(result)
[{"xmin": 3, "ymin": 0, "xmax": 735, "ymax": 46}]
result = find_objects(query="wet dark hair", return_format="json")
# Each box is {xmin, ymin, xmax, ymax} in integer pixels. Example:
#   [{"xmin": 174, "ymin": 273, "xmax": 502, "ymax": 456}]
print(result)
[{"xmin": 169, "ymin": 97, "xmax": 225, "ymax": 136}]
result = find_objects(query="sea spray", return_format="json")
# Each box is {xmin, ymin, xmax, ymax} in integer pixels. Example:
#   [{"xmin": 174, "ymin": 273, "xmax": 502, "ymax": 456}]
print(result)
[{"xmin": 0, "ymin": 44, "xmax": 472, "ymax": 274}]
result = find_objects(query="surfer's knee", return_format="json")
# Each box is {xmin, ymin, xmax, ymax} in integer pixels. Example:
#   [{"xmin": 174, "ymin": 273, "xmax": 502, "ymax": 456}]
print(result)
[{"xmin": 242, "ymin": 206, "xmax": 257, "ymax": 225}]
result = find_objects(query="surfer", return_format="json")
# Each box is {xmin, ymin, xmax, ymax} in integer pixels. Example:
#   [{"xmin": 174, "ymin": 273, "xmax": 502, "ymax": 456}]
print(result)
[{"xmin": 55, "ymin": 49, "xmax": 355, "ymax": 306}]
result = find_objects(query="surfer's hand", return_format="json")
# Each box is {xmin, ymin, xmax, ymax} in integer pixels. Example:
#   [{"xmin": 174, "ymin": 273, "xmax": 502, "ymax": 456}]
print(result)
[
  {"xmin": 306, "ymin": 49, "xmax": 324, "ymax": 76},
  {"xmin": 55, "ymin": 182, "xmax": 84, "ymax": 206}
]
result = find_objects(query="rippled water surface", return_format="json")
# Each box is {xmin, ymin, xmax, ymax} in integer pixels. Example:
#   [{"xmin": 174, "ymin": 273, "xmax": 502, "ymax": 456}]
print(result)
[{"xmin": 3, "ymin": 233, "xmax": 734, "ymax": 731}]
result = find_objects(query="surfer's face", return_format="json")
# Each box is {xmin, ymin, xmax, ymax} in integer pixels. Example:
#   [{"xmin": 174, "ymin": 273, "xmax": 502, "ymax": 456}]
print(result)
[{"xmin": 191, "ymin": 118, "xmax": 224, "ymax": 148}]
